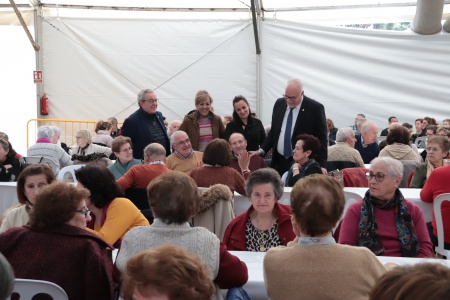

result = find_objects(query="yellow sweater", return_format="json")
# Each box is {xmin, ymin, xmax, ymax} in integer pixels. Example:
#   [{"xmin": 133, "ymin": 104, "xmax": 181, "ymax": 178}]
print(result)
[
  {"xmin": 165, "ymin": 151, "xmax": 203, "ymax": 174},
  {"xmin": 86, "ymin": 197, "xmax": 149, "ymax": 246},
  {"xmin": 264, "ymin": 243, "xmax": 386, "ymax": 300}
]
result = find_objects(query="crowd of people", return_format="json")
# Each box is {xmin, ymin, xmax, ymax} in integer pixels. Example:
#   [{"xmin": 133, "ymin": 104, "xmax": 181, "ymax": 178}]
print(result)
[{"xmin": 1, "ymin": 77, "xmax": 450, "ymax": 299}]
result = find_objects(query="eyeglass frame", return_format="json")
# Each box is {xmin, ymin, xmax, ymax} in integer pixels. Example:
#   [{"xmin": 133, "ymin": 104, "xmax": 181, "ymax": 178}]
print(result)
[
  {"xmin": 119, "ymin": 147, "xmax": 133, "ymax": 153},
  {"xmin": 75, "ymin": 207, "xmax": 91, "ymax": 218},
  {"xmin": 366, "ymin": 172, "xmax": 386, "ymax": 183},
  {"xmin": 141, "ymin": 98, "xmax": 158, "ymax": 104},
  {"xmin": 283, "ymin": 94, "xmax": 297, "ymax": 101}
]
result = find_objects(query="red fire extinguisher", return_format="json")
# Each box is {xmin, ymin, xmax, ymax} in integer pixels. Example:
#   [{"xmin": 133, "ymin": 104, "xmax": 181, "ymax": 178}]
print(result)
[{"xmin": 40, "ymin": 93, "xmax": 49, "ymax": 115}]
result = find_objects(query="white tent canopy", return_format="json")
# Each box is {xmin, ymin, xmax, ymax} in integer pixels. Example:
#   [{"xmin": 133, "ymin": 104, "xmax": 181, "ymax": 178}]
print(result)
[{"xmin": 1, "ymin": 1, "xmax": 450, "ymax": 153}]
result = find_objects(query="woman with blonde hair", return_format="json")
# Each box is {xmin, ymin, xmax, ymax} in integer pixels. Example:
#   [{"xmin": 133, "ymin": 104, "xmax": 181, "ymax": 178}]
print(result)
[{"xmin": 179, "ymin": 90, "xmax": 225, "ymax": 152}]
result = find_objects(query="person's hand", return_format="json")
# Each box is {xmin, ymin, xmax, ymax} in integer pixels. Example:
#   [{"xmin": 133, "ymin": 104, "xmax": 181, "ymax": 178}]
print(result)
[
  {"xmin": 238, "ymin": 151, "xmax": 250, "ymax": 171},
  {"xmin": 3, "ymin": 164, "xmax": 12, "ymax": 170},
  {"xmin": 195, "ymin": 161, "xmax": 204, "ymax": 168},
  {"xmin": 248, "ymin": 150, "xmax": 260, "ymax": 158},
  {"xmin": 321, "ymin": 167, "xmax": 328, "ymax": 175},
  {"xmin": 291, "ymin": 163, "xmax": 300, "ymax": 170}
]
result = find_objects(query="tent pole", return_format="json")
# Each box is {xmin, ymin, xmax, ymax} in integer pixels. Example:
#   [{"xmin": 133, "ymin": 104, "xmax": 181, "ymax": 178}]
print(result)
[{"xmin": 251, "ymin": 0, "xmax": 262, "ymax": 119}]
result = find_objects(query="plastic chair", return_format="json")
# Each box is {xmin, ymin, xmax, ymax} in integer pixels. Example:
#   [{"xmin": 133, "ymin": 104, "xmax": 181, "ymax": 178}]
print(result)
[
  {"xmin": 19, "ymin": 156, "xmax": 59, "ymax": 175},
  {"xmin": 281, "ymin": 171, "xmax": 288, "ymax": 185},
  {"xmin": 407, "ymin": 170, "xmax": 415, "ymax": 187},
  {"xmin": 400, "ymin": 160, "xmax": 419, "ymax": 188},
  {"xmin": 415, "ymin": 136, "xmax": 427, "ymax": 149},
  {"xmin": 326, "ymin": 160, "xmax": 357, "ymax": 172},
  {"xmin": 56, "ymin": 164, "xmax": 85, "ymax": 183},
  {"xmin": 433, "ymin": 193, "xmax": 450, "ymax": 259},
  {"xmin": 12, "ymin": 278, "xmax": 68, "ymax": 300},
  {"xmin": 333, "ymin": 191, "xmax": 363, "ymax": 239}
]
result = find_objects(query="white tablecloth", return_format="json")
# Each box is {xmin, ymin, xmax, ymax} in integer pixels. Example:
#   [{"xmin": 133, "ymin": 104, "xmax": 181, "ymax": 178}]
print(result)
[
  {"xmin": 235, "ymin": 187, "xmax": 432, "ymax": 222},
  {"xmin": 230, "ymin": 250, "xmax": 450, "ymax": 300},
  {"xmin": 0, "ymin": 182, "xmax": 18, "ymax": 216}
]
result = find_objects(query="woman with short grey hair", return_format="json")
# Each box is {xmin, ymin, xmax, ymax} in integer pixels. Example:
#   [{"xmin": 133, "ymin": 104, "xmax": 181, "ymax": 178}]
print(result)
[
  {"xmin": 339, "ymin": 156, "xmax": 433, "ymax": 258},
  {"xmin": 223, "ymin": 168, "xmax": 295, "ymax": 251}
]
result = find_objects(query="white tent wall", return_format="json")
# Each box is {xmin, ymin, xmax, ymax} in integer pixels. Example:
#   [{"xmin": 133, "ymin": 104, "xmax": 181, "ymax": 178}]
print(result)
[
  {"xmin": 260, "ymin": 19, "xmax": 450, "ymax": 129},
  {"xmin": 41, "ymin": 16, "xmax": 257, "ymax": 127}
]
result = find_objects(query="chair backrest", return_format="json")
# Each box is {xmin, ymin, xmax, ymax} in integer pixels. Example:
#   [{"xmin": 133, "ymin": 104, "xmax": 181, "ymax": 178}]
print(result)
[
  {"xmin": 281, "ymin": 171, "xmax": 288, "ymax": 185},
  {"xmin": 19, "ymin": 156, "xmax": 59, "ymax": 175},
  {"xmin": 333, "ymin": 191, "xmax": 363, "ymax": 240},
  {"xmin": 433, "ymin": 193, "xmax": 450, "ymax": 259},
  {"xmin": 407, "ymin": 170, "xmax": 415, "ymax": 188},
  {"xmin": 326, "ymin": 160, "xmax": 357, "ymax": 172},
  {"xmin": 415, "ymin": 136, "xmax": 427, "ymax": 149},
  {"xmin": 12, "ymin": 278, "xmax": 69, "ymax": 300},
  {"xmin": 56, "ymin": 164, "xmax": 84, "ymax": 183},
  {"xmin": 400, "ymin": 160, "xmax": 419, "ymax": 188},
  {"xmin": 342, "ymin": 168, "xmax": 369, "ymax": 187}
]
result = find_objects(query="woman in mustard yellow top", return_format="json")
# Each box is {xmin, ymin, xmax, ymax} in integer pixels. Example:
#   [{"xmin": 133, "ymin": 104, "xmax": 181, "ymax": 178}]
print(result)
[{"xmin": 75, "ymin": 165, "xmax": 149, "ymax": 248}]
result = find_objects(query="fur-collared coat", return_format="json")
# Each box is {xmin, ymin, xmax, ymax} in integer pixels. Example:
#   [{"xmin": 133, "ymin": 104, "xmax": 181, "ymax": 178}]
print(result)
[{"xmin": 192, "ymin": 184, "xmax": 235, "ymax": 241}]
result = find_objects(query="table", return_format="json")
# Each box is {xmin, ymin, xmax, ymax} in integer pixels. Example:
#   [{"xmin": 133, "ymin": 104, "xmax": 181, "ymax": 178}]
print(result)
[
  {"xmin": 229, "ymin": 250, "xmax": 450, "ymax": 300},
  {"xmin": 235, "ymin": 187, "xmax": 432, "ymax": 223},
  {"xmin": 0, "ymin": 182, "xmax": 18, "ymax": 216}
]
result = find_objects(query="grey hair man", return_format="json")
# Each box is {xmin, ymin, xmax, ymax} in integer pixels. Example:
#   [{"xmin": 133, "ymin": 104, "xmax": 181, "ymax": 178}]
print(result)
[
  {"xmin": 50, "ymin": 126, "xmax": 71, "ymax": 154},
  {"xmin": 166, "ymin": 131, "xmax": 203, "ymax": 173},
  {"xmin": 354, "ymin": 122, "xmax": 380, "ymax": 164},
  {"xmin": 328, "ymin": 128, "xmax": 365, "ymax": 167},
  {"xmin": 26, "ymin": 125, "xmax": 72, "ymax": 172},
  {"xmin": 228, "ymin": 133, "xmax": 266, "ymax": 175},
  {"xmin": 121, "ymin": 89, "xmax": 170, "ymax": 160},
  {"xmin": 117, "ymin": 143, "xmax": 171, "ymax": 191}
]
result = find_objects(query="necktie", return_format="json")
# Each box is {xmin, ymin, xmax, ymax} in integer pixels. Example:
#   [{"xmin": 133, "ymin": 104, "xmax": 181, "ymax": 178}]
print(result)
[{"xmin": 284, "ymin": 108, "xmax": 293, "ymax": 158}]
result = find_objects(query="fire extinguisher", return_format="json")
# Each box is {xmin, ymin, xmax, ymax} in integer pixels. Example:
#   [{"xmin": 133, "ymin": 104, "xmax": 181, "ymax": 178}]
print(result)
[{"xmin": 40, "ymin": 93, "xmax": 49, "ymax": 115}]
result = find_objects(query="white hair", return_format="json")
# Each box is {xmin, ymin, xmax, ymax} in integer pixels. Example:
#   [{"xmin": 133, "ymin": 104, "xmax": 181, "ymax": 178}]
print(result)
[
  {"xmin": 37, "ymin": 126, "xmax": 54, "ymax": 139},
  {"xmin": 336, "ymin": 128, "xmax": 353, "ymax": 142},
  {"xmin": 370, "ymin": 156, "xmax": 403, "ymax": 178},
  {"xmin": 287, "ymin": 78, "xmax": 304, "ymax": 92},
  {"xmin": 50, "ymin": 126, "xmax": 61, "ymax": 137}
]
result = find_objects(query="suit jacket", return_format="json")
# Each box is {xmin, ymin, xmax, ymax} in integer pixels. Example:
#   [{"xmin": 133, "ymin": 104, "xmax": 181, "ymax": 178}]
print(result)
[
  {"xmin": 261, "ymin": 96, "xmax": 327, "ymax": 171},
  {"xmin": 121, "ymin": 108, "xmax": 170, "ymax": 159}
]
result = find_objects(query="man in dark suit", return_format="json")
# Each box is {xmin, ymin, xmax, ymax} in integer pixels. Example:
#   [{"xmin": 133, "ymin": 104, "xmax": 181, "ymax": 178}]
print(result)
[
  {"xmin": 250, "ymin": 78, "xmax": 328, "ymax": 176},
  {"xmin": 121, "ymin": 89, "xmax": 170, "ymax": 159}
]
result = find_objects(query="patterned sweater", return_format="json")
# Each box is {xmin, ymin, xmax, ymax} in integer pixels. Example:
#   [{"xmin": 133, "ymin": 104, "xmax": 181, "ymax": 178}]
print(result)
[{"xmin": 327, "ymin": 142, "xmax": 365, "ymax": 167}]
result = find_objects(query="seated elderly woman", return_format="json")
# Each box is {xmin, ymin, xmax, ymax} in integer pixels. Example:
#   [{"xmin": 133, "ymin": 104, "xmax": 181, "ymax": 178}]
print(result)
[
  {"xmin": 75, "ymin": 165, "xmax": 149, "ymax": 247},
  {"xmin": 264, "ymin": 175, "xmax": 386, "ymax": 300},
  {"xmin": 285, "ymin": 134, "xmax": 322, "ymax": 187},
  {"xmin": 410, "ymin": 136, "xmax": 450, "ymax": 188},
  {"xmin": 72, "ymin": 129, "xmax": 112, "ymax": 165},
  {"xmin": 378, "ymin": 126, "xmax": 422, "ymax": 163},
  {"xmin": 327, "ymin": 127, "xmax": 365, "ymax": 168},
  {"xmin": 190, "ymin": 138, "xmax": 246, "ymax": 195},
  {"xmin": 116, "ymin": 171, "xmax": 248, "ymax": 297},
  {"xmin": 370, "ymin": 263, "xmax": 450, "ymax": 300},
  {"xmin": 26, "ymin": 125, "xmax": 73, "ymax": 172},
  {"xmin": 92, "ymin": 120, "xmax": 113, "ymax": 147},
  {"xmin": 0, "ymin": 165, "xmax": 56, "ymax": 232},
  {"xmin": 223, "ymin": 168, "xmax": 295, "ymax": 251},
  {"xmin": 0, "ymin": 138, "xmax": 22, "ymax": 182},
  {"xmin": 339, "ymin": 157, "xmax": 433, "ymax": 257},
  {"xmin": 107, "ymin": 136, "xmax": 142, "ymax": 180},
  {"xmin": 0, "ymin": 182, "xmax": 114, "ymax": 300},
  {"xmin": 121, "ymin": 244, "xmax": 215, "ymax": 300}
]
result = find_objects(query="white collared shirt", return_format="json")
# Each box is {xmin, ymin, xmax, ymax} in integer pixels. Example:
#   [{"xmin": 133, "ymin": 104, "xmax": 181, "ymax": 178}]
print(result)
[{"xmin": 277, "ymin": 97, "xmax": 303, "ymax": 156}]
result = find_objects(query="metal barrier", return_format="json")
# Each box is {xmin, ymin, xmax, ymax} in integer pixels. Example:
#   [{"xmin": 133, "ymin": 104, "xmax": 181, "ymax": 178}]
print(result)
[{"xmin": 26, "ymin": 119, "xmax": 122, "ymax": 148}]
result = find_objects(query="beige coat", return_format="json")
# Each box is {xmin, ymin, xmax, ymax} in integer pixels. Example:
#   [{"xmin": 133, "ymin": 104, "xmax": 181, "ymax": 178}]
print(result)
[{"xmin": 192, "ymin": 184, "xmax": 235, "ymax": 241}]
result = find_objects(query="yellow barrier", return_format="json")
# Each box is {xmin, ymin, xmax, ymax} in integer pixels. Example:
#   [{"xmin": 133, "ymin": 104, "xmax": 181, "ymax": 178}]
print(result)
[{"xmin": 26, "ymin": 119, "xmax": 123, "ymax": 148}]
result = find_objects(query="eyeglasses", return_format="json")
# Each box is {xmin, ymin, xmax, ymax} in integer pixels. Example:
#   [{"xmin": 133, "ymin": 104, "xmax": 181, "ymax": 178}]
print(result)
[
  {"xmin": 436, "ymin": 133, "xmax": 447, "ymax": 137},
  {"xmin": 284, "ymin": 94, "xmax": 297, "ymax": 101},
  {"xmin": 120, "ymin": 147, "xmax": 133, "ymax": 153},
  {"xmin": 75, "ymin": 136, "xmax": 82, "ymax": 140},
  {"xmin": 175, "ymin": 139, "xmax": 191, "ymax": 146},
  {"xmin": 75, "ymin": 207, "xmax": 90, "ymax": 218},
  {"xmin": 366, "ymin": 172, "xmax": 386, "ymax": 183},
  {"xmin": 142, "ymin": 99, "xmax": 158, "ymax": 104}
]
